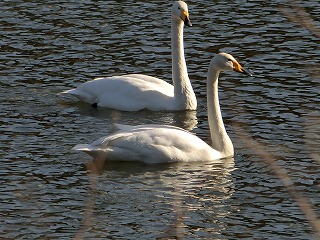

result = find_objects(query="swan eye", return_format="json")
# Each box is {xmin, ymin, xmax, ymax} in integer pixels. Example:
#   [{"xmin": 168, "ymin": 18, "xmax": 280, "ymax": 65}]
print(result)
[
  {"xmin": 227, "ymin": 59, "xmax": 232, "ymax": 62},
  {"xmin": 178, "ymin": 7, "xmax": 181, "ymax": 10}
]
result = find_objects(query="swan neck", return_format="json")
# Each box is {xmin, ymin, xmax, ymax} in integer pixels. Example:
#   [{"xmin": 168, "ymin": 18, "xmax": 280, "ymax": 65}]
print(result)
[
  {"xmin": 207, "ymin": 66, "xmax": 234, "ymax": 157},
  {"xmin": 171, "ymin": 18, "xmax": 196, "ymax": 110}
]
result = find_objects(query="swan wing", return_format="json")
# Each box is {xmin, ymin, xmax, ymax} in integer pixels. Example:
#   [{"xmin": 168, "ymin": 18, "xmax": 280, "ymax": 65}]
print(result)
[
  {"xmin": 63, "ymin": 74, "xmax": 175, "ymax": 111},
  {"xmin": 73, "ymin": 126, "xmax": 222, "ymax": 163}
]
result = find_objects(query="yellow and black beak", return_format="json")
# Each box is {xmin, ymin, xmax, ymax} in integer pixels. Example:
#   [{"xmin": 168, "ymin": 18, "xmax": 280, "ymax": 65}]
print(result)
[
  {"xmin": 180, "ymin": 10, "xmax": 192, "ymax": 27},
  {"xmin": 233, "ymin": 61, "xmax": 252, "ymax": 76}
]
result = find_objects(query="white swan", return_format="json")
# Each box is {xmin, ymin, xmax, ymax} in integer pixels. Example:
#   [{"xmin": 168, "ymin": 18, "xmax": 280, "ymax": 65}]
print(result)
[
  {"xmin": 72, "ymin": 53, "xmax": 252, "ymax": 163},
  {"xmin": 60, "ymin": 1, "xmax": 196, "ymax": 111}
]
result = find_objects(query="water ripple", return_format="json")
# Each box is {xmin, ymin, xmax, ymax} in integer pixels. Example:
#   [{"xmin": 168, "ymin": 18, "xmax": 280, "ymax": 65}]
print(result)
[{"xmin": 0, "ymin": 0, "xmax": 319, "ymax": 239}]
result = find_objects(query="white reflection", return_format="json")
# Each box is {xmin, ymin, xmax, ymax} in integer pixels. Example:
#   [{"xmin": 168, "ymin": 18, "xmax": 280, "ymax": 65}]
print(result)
[{"xmin": 83, "ymin": 157, "xmax": 235, "ymax": 238}]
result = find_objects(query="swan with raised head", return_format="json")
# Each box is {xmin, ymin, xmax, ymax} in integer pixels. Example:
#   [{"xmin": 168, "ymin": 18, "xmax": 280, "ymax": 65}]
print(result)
[
  {"xmin": 72, "ymin": 53, "xmax": 252, "ymax": 163},
  {"xmin": 60, "ymin": 1, "xmax": 196, "ymax": 111}
]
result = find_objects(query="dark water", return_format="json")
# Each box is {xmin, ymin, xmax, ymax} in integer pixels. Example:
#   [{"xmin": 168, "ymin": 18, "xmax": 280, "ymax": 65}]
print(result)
[{"xmin": 1, "ymin": 0, "xmax": 319, "ymax": 239}]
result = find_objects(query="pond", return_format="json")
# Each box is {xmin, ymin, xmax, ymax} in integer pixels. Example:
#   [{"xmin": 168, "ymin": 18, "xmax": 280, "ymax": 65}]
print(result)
[{"xmin": 0, "ymin": 0, "xmax": 319, "ymax": 239}]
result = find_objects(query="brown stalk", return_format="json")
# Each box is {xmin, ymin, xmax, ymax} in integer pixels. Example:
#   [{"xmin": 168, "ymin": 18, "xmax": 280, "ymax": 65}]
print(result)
[
  {"xmin": 279, "ymin": 2, "xmax": 320, "ymax": 38},
  {"xmin": 234, "ymin": 125, "xmax": 320, "ymax": 239}
]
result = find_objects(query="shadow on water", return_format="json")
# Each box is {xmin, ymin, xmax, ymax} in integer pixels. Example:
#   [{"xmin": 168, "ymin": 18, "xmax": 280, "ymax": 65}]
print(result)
[{"xmin": 59, "ymin": 98, "xmax": 199, "ymax": 131}]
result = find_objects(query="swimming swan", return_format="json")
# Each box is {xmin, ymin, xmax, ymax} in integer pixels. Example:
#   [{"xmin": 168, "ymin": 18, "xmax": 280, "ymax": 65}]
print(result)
[
  {"xmin": 60, "ymin": 1, "xmax": 196, "ymax": 111},
  {"xmin": 72, "ymin": 53, "xmax": 252, "ymax": 163}
]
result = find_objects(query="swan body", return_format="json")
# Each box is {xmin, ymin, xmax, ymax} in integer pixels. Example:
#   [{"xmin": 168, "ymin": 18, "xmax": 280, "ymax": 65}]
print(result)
[
  {"xmin": 64, "ymin": 74, "xmax": 174, "ymax": 111},
  {"xmin": 74, "ymin": 124, "xmax": 221, "ymax": 163},
  {"xmin": 73, "ymin": 53, "xmax": 252, "ymax": 163},
  {"xmin": 61, "ymin": 1, "xmax": 196, "ymax": 111}
]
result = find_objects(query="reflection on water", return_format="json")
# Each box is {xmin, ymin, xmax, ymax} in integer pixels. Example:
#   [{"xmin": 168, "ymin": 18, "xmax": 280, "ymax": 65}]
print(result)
[
  {"xmin": 68, "ymin": 106, "xmax": 199, "ymax": 132},
  {"xmin": 0, "ymin": 0, "xmax": 319, "ymax": 239},
  {"xmin": 82, "ymin": 159, "xmax": 235, "ymax": 238}
]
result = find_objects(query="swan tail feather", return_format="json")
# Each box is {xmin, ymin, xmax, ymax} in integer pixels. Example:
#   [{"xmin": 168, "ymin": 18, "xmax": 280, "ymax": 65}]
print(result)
[
  {"xmin": 59, "ymin": 89, "xmax": 98, "ymax": 104},
  {"xmin": 113, "ymin": 123, "xmax": 135, "ymax": 131},
  {"xmin": 72, "ymin": 144, "xmax": 106, "ymax": 158},
  {"xmin": 72, "ymin": 144, "xmax": 99, "ymax": 152}
]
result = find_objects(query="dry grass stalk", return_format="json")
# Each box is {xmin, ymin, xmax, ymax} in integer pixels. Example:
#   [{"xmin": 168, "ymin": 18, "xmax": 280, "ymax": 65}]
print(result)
[
  {"xmin": 158, "ymin": 189, "xmax": 185, "ymax": 239},
  {"xmin": 73, "ymin": 161, "xmax": 100, "ymax": 240},
  {"xmin": 234, "ymin": 125, "xmax": 320, "ymax": 239},
  {"xmin": 279, "ymin": 2, "xmax": 320, "ymax": 38}
]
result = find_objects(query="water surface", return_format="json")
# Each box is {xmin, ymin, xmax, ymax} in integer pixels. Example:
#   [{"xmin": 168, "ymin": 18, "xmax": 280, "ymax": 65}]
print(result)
[{"xmin": 0, "ymin": 0, "xmax": 319, "ymax": 239}]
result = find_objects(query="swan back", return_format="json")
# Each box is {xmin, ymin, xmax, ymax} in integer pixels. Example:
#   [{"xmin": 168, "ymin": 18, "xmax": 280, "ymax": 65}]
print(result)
[{"xmin": 73, "ymin": 125, "xmax": 222, "ymax": 163}]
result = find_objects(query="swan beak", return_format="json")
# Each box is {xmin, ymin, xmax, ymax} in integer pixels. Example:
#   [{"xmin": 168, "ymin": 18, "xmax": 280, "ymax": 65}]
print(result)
[
  {"xmin": 181, "ymin": 10, "xmax": 192, "ymax": 27},
  {"xmin": 233, "ymin": 61, "xmax": 253, "ymax": 76}
]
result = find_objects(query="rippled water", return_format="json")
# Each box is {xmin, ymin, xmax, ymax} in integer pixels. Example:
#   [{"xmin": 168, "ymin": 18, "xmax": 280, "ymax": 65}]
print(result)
[{"xmin": 1, "ymin": 0, "xmax": 319, "ymax": 239}]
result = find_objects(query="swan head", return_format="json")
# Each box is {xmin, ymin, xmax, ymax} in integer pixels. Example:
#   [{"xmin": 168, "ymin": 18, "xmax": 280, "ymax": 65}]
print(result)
[
  {"xmin": 172, "ymin": 1, "xmax": 192, "ymax": 27},
  {"xmin": 212, "ymin": 53, "xmax": 252, "ymax": 76}
]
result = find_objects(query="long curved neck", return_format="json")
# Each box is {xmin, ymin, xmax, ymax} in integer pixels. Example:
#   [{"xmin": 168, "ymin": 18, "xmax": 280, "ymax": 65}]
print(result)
[
  {"xmin": 207, "ymin": 67, "xmax": 234, "ymax": 157},
  {"xmin": 171, "ymin": 18, "xmax": 196, "ymax": 110}
]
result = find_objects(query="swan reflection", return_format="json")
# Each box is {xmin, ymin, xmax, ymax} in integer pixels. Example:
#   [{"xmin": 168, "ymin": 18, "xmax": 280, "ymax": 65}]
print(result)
[{"xmin": 81, "ymin": 157, "xmax": 235, "ymax": 238}]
